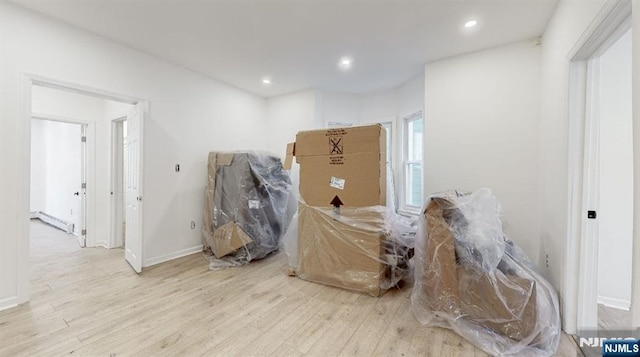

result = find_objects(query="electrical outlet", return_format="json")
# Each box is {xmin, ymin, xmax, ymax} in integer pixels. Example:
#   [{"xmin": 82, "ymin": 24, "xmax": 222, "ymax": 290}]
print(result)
[
  {"xmin": 545, "ymin": 254, "xmax": 549, "ymax": 268},
  {"xmin": 190, "ymin": 221, "xmax": 196, "ymax": 229}
]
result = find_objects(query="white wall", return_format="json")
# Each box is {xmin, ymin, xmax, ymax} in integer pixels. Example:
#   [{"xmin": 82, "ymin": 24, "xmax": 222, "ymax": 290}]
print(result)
[
  {"xmin": 597, "ymin": 29, "xmax": 633, "ymax": 309},
  {"xmin": 358, "ymin": 74, "xmax": 425, "ymax": 124},
  {"xmin": 395, "ymin": 75, "xmax": 425, "ymax": 121},
  {"xmin": 104, "ymin": 100, "xmax": 135, "ymax": 121},
  {"xmin": 318, "ymin": 91, "xmax": 360, "ymax": 127},
  {"xmin": 0, "ymin": 2, "xmax": 268, "ymax": 309},
  {"xmin": 32, "ymin": 86, "xmax": 109, "ymax": 120},
  {"xmin": 266, "ymin": 89, "xmax": 320, "ymax": 160},
  {"xmin": 266, "ymin": 89, "xmax": 321, "ymax": 221},
  {"xmin": 359, "ymin": 89, "xmax": 396, "ymax": 123},
  {"xmin": 30, "ymin": 119, "xmax": 47, "ymax": 213},
  {"xmin": 30, "ymin": 119, "xmax": 83, "ymax": 234},
  {"xmin": 423, "ymin": 40, "xmax": 542, "ymax": 261}
]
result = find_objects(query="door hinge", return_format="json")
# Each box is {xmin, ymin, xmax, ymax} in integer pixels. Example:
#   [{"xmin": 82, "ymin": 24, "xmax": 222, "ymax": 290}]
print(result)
[
  {"xmin": 81, "ymin": 183, "xmax": 87, "ymax": 189},
  {"xmin": 81, "ymin": 136, "xmax": 87, "ymax": 142},
  {"xmin": 82, "ymin": 229, "xmax": 87, "ymax": 236}
]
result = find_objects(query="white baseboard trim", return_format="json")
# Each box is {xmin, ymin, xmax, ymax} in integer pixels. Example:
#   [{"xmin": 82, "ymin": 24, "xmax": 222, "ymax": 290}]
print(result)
[
  {"xmin": 143, "ymin": 245, "xmax": 203, "ymax": 268},
  {"xmin": 597, "ymin": 295, "xmax": 631, "ymax": 311},
  {"xmin": 95, "ymin": 241, "xmax": 109, "ymax": 249},
  {"xmin": 36, "ymin": 211, "xmax": 74, "ymax": 234},
  {"xmin": 29, "ymin": 211, "xmax": 38, "ymax": 219},
  {"xmin": 0, "ymin": 296, "xmax": 18, "ymax": 312}
]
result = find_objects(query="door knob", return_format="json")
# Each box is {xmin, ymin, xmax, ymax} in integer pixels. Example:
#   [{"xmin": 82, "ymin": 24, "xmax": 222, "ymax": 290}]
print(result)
[{"xmin": 74, "ymin": 192, "xmax": 80, "ymax": 196}]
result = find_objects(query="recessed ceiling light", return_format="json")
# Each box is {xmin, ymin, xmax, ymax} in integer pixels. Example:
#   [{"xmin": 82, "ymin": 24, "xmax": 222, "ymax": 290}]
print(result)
[
  {"xmin": 262, "ymin": 78, "xmax": 271, "ymax": 84},
  {"xmin": 339, "ymin": 57, "xmax": 353, "ymax": 69},
  {"xmin": 464, "ymin": 20, "xmax": 478, "ymax": 28}
]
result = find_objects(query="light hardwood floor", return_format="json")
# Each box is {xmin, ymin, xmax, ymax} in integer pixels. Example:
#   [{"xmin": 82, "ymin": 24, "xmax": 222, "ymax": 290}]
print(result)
[
  {"xmin": 0, "ymin": 220, "xmax": 581, "ymax": 356},
  {"xmin": 598, "ymin": 304, "xmax": 632, "ymax": 331}
]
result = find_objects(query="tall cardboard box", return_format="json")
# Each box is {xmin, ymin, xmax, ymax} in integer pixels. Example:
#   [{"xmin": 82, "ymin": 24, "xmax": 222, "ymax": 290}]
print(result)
[
  {"xmin": 294, "ymin": 124, "xmax": 386, "ymax": 207},
  {"xmin": 290, "ymin": 124, "xmax": 392, "ymax": 296}
]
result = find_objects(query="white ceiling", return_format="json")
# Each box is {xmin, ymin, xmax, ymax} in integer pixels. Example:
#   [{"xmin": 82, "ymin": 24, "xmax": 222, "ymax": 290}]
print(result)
[{"xmin": 10, "ymin": 0, "xmax": 558, "ymax": 98}]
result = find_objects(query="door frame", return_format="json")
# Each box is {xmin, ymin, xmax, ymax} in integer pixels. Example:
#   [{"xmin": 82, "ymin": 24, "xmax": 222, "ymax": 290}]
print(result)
[
  {"xmin": 565, "ymin": 0, "xmax": 634, "ymax": 333},
  {"xmin": 17, "ymin": 73, "xmax": 148, "ymax": 304},
  {"xmin": 30, "ymin": 113, "xmax": 92, "ymax": 247}
]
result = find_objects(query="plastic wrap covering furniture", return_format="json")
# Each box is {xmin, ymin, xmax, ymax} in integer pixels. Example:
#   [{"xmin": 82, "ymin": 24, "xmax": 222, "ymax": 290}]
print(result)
[
  {"xmin": 202, "ymin": 152, "xmax": 292, "ymax": 270},
  {"xmin": 411, "ymin": 188, "xmax": 561, "ymax": 357},
  {"xmin": 284, "ymin": 202, "xmax": 416, "ymax": 297}
]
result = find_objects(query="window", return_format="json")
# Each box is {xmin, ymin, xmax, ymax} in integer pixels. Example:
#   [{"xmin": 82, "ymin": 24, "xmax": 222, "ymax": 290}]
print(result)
[{"xmin": 403, "ymin": 112, "xmax": 423, "ymax": 211}]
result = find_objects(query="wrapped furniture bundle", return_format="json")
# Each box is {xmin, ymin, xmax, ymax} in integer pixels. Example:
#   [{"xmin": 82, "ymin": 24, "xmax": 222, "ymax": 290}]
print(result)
[
  {"xmin": 202, "ymin": 152, "xmax": 291, "ymax": 270},
  {"xmin": 411, "ymin": 188, "xmax": 561, "ymax": 356},
  {"xmin": 286, "ymin": 202, "xmax": 415, "ymax": 296},
  {"xmin": 283, "ymin": 124, "xmax": 415, "ymax": 296}
]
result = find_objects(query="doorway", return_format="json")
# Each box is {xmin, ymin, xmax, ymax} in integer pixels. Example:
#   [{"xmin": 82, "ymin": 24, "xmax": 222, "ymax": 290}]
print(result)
[
  {"xmin": 17, "ymin": 74, "xmax": 147, "ymax": 305},
  {"xmin": 595, "ymin": 28, "xmax": 633, "ymax": 330},
  {"xmin": 29, "ymin": 117, "xmax": 87, "ymax": 247},
  {"xmin": 565, "ymin": 0, "xmax": 636, "ymax": 338}
]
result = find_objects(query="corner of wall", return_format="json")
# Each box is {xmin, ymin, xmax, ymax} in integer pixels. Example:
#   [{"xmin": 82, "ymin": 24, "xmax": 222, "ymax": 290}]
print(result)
[
  {"xmin": 0, "ymin": 296, "xmax": 18, "ymax": 312},
  {"xmin": 313, "ymin": 89, "xmax": 324, "ymax": 128}
]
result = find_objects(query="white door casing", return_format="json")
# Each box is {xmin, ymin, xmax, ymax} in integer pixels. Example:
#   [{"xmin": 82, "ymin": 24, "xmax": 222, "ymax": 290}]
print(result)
[
  {"xmin": 17, "ymin": 73, "xmax": 145, "ymax": 306},
  {"xmin": 78, "ymin": 124, "xmax": 87, "ymax": 247},
  {"xmin": 565, "ymin": 0, "xmax": 634, "ymax": 332},
  {"xmin": 577, "ymin": 57, "xmax": 602, "ymax": 331},
  {"xmin": 125, "ymin": 103, "xmax": 144, "ymax": 273}
]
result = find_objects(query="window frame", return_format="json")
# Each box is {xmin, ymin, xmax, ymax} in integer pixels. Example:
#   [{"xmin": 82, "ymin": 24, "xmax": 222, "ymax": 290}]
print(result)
[
  {"xmin": 401, "ymin": 111, "xmax": 424, "ymax": 214},
  {"xmin": 380, "ymin": 121, "xmax": 393, "ymax": 165}
]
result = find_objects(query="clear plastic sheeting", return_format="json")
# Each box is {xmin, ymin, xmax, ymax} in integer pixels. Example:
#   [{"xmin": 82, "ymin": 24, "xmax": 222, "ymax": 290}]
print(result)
[
  {"xmin": 411, "ymin": 188, "xmax": 561, "ymax": 357},
  {"xmin": 202, "ymin": 152, "xmax": 291, "ymax": 270},
  {"xmin": 284, "ymin": 202, "xmax": 416, "ymax": 297}
]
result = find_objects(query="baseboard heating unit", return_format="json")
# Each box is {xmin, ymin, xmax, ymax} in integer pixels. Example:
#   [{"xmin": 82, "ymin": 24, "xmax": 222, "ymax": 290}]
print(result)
[{"xmin": 36, "ymin": 211, "xmax": 74, "ymax": 234}]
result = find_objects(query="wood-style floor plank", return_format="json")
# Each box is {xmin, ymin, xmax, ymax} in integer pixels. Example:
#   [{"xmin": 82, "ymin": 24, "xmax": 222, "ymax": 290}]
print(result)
[{"xmin": 0, "ymin": 220, "xmax": 582, "ymax": 356}]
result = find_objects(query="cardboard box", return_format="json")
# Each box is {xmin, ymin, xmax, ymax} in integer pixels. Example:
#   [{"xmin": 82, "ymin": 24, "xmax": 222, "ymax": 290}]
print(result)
[
  {"xmin": 420, "ymin": 197, "xmax": 538, "ymax": 341},
  {"xmin": 210, "ymin": 222, "xmax": 253, "ymax": 258},
  {"xmin": 296, "ymin": 203, "xmax": 386, "ymax": 296},
  {"xmin": 292, "ymin": 124, "xmax": 386, "ymax": 207},
  {"xmin": 457, "ymin": 267, "xmax": 537, "ymax": 341},
  {"xmin": 203, "ymin": 152, "xmax": 253, "ymax": 258}
]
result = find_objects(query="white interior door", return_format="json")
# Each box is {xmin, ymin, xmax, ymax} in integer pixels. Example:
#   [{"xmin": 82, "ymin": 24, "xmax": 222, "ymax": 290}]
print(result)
[{"xmin": 125, "ymin": 103, "xmax": 144, "ymax": 273}]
